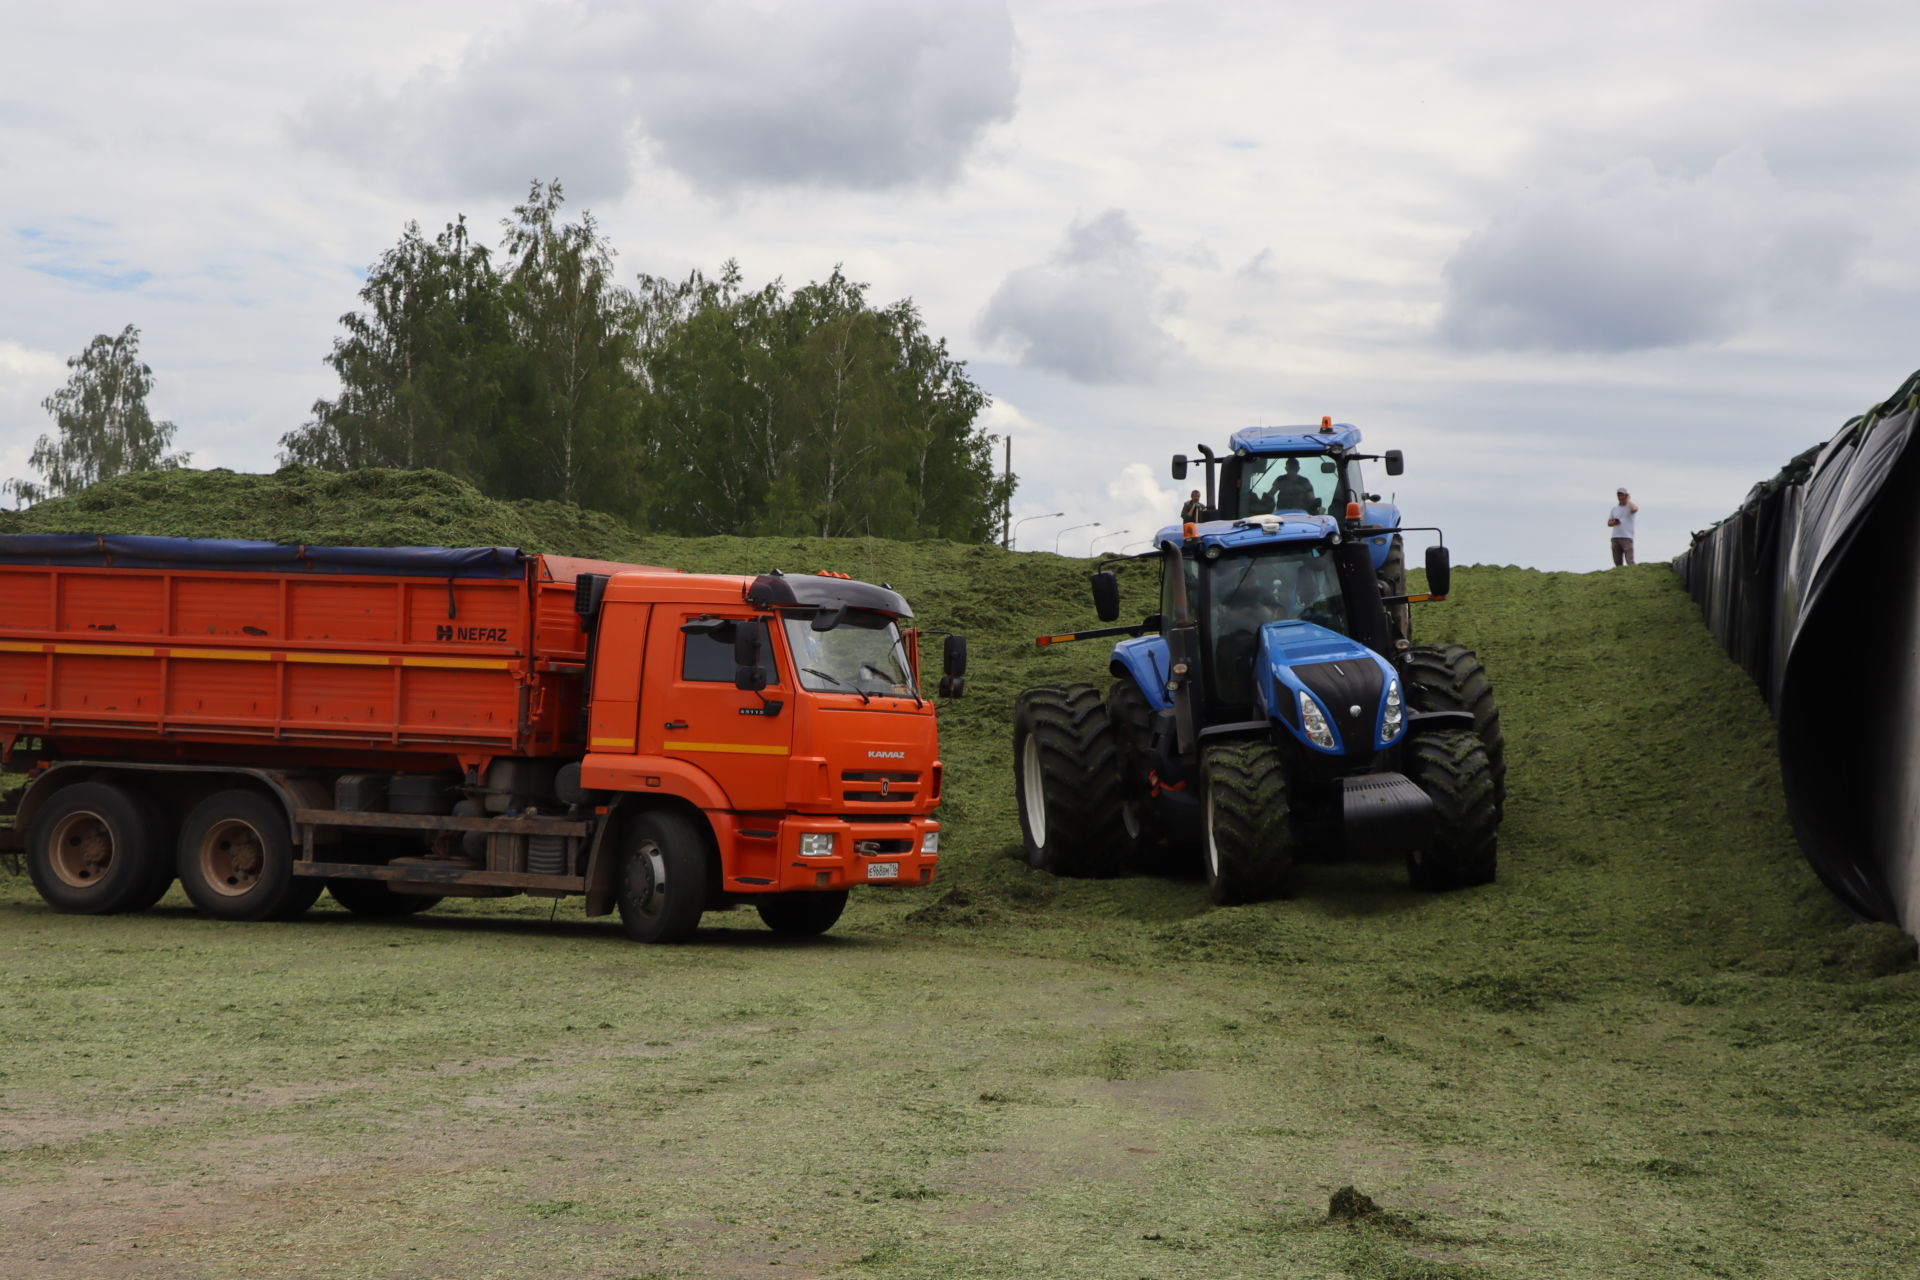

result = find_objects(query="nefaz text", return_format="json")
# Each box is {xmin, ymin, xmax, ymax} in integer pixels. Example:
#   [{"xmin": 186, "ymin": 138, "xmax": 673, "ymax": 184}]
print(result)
[{"xmin": 436, "ymin": 625, "xmax": 509, "ymax": 643}]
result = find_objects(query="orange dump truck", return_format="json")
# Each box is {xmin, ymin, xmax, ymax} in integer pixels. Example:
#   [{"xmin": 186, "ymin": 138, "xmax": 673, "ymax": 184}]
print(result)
[{"xmin": 0, "ymin": 535, "xmax": 962, "ymax": 942}]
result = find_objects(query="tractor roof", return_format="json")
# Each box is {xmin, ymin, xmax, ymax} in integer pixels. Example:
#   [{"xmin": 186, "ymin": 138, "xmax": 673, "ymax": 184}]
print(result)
[
  {"xmin": 1229, "ymin": 422, "xmax": 1363, "ymax": 454},
  {"xmin": 1154, "ymin": 513, "xmax": 1338, "ymax": 553}
]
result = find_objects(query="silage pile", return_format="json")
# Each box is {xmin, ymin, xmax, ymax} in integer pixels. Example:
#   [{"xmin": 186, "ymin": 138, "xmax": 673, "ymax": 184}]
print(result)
[{"xmin": 0, "ymin": 467, "xmax": 647, "ymax": 560}]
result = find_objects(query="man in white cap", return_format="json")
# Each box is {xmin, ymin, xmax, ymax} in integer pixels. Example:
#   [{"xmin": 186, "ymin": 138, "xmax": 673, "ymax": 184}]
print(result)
[{"xmin": 1607, "ymin": 487, "xmax": 1639, "ymax": 566}]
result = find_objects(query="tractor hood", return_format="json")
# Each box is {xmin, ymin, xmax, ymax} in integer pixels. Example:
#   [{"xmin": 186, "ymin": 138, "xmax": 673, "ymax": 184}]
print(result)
[{"xmin": 1254, "ymin": 620, "xmax": 1404, "ymax": 758}]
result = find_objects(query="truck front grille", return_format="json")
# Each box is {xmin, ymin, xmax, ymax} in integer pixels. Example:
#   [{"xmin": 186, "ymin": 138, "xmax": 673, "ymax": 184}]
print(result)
[{"xmin": 841, "ymin": 769, "xmax": 919, "ymax": 804}]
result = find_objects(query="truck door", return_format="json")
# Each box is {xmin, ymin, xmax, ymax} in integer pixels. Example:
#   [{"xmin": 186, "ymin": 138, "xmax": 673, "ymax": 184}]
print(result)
[{"xmin": 638, "ymin": 608, "xmax": 793, "ymax": 811}]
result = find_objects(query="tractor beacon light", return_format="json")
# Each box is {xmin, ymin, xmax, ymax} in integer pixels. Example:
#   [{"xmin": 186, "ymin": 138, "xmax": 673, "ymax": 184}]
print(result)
[{"xmin": 1320, "ymin": 416, "xmax": 1334, "ymax": 432}]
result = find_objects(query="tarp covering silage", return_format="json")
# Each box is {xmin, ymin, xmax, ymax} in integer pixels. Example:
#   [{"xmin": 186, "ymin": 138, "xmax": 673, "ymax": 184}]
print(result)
[{"xmin": 1676, "ymin": 369, "xmax": 1920, "ymax": 929}]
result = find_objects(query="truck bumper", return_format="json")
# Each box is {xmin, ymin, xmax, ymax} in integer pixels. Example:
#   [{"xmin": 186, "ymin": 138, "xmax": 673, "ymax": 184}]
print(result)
[{"xmin": 716, "ymin": 813, "xmax": 941, "ymax": 893}]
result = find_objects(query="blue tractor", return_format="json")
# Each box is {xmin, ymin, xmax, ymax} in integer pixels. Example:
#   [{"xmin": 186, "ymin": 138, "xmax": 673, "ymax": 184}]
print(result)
[{"xmin": 1012, "ymin": 420, "xmax": 1506, "ymax": 902}]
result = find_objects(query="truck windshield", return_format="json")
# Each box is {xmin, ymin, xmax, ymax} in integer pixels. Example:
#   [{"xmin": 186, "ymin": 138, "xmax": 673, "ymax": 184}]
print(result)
[
  {"xmin": 1238, "ymin": 454, "xmax": 1338, "ymax": 516},
  {"xmin": 1204, "ymin": 545, "xmax": 1346, "ymax": 705},
  {"xmin": 782, "ymin": 610, "xmax": 918, "ymax": 699}
]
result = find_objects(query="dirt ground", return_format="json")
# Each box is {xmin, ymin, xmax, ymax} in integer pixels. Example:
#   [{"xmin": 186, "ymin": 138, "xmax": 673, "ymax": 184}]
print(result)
[{"xmin": 4, "ymin": 564, "xmax": 1919, "ymax": 1278}]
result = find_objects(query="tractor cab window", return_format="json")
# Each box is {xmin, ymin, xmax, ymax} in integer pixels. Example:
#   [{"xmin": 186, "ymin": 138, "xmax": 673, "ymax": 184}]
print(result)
[
  {"xmin": 1202, "ymin": 546, "xmax": 1347, "ymax": 706},
  {"xmin": 781, "ymin": 609, "xmax": 918, "ymax": 700},
  {"xmin": 1239, "ymin": 453, "xmax": 1338, "ymax": 517}
]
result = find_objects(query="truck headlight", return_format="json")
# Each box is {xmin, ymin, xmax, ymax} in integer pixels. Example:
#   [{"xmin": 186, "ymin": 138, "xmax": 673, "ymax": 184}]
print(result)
[
  {"xmin": 799, "ymin": 833, "xmax": 836, "ymax": 857},
  {"xmin": 922, "ymin": 831, "xmax": 939, "ymax": 854},
  {"xmin": 1297, "ymin": 690, "xmax": 1336, "ymax": 750},
  {"xmin": 1380, "ymin": 679, "xmax": 1403, "ymax": 744}
]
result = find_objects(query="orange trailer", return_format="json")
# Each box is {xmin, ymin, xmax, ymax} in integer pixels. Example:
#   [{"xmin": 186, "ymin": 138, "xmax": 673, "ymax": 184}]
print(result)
[{"xmin": 0, "ymin": 535, "xmax": 961, "ymax": 942}]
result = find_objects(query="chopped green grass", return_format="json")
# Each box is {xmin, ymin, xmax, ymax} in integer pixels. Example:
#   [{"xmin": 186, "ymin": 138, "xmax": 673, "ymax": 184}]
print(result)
[{"xmin": 1, "ymin": 474, "xmax": 1916, "ymax": 1278}]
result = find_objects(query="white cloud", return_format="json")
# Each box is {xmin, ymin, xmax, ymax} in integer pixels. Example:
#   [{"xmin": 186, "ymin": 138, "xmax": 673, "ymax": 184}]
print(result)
[
  {"xmin": 293, "ymin": 0, "xmax": 1020, "ymax": 203},
  {"xmin": 1437, "ymin": 148, "xmax": 1866, "ymax": 352},
  {"xmin": 977, "ymin": 210, "xmax": 1181, "ymax": 385}
]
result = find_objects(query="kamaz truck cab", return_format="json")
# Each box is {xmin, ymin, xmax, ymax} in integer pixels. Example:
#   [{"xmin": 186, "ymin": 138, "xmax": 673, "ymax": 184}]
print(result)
[{"xmin": 1014, "ymin": 426, "xmax": 1507, "ymax": 905}]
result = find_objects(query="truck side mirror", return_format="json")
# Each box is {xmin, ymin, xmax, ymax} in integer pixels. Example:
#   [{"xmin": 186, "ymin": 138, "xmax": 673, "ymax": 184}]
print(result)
[
  {"xmin": 939, "ymin": 635, "xmax": 968, "ymax": 699},
  {"xmin": 1090, "ymin": 570, "xmax": 1120, "ymax": 622},
  {"xmin": 1425, "ymin": 545, "xmax": 1451, "ymax": 597},
  {"xmin": 1384, "ymin": 450, "xmax": 1404, "ymax": 476},
  {"xmin": 734, "ymin": 622, "xmax": 768, "ymax": 691},
  {"xmin": 1171, "ymin": 454, "xmax": 1188, "ymax": 480}
]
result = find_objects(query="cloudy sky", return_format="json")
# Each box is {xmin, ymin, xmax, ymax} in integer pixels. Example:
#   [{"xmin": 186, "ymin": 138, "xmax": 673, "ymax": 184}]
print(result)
[{"xmin": 4, "ymin": 0, "xmax": 1917, "ymax": 571}]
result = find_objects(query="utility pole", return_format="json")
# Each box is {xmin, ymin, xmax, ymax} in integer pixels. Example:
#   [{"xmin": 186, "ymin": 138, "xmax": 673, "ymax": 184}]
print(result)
[{"xmin": 1001, "ymin": 436, "xmax": 1013, "ymax": 549}]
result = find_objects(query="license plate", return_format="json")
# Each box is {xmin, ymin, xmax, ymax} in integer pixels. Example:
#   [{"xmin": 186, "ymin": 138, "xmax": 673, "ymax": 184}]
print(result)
[{"xmin": 866, "ymin": 861, "xmax": 899, "ymax": 880}]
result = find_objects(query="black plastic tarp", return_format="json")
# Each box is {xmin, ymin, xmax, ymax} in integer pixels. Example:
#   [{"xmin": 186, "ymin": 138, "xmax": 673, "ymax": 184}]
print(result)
[
  {"xmin": 1676, "ymin": 369, "xmax": 1920, "ymax": 928},
  {"xmin": 0, "ymin": 534, "xmax": 529, "ymax": 578}
]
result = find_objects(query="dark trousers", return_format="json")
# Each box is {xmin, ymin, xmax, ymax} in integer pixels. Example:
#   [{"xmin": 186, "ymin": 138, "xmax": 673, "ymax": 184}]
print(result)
[{"xmin": 1611, "ymin": 538, "xmax": 1635, "ymax": 566}]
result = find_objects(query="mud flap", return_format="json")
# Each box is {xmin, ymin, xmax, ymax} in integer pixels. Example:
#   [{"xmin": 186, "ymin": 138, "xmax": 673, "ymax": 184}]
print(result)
[{"xmin": 1341, "ymin": 772, "xmax": 1433, "ymax": 859}]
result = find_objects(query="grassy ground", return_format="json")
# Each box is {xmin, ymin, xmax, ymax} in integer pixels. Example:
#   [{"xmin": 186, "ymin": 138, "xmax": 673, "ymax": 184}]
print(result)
[{"xmin": 4, "ymin": 516, "xmax": 1919, "ymax": 1277}]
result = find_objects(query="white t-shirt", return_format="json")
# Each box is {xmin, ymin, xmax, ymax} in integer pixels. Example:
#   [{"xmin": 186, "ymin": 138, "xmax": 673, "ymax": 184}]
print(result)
[{"xmin": 1608, "ymin": 503, "xmax": 1636, "ymax": 540}]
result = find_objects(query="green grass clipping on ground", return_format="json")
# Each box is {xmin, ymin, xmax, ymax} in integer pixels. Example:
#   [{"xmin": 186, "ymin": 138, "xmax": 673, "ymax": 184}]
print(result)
[{"xmin": 2, "ymin": 468, "xmax": 1917, "ymax": 1279}]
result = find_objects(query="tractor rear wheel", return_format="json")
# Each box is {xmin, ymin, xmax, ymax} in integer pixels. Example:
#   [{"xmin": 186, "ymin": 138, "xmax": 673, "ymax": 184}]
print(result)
[
  {"xmin": 1402, "ymin": 643, "xmax": 1507, "ymax": 819},
  {"xmin": 756, "ymin": 890, "xmax": 848, "ymax": 936},
  {"xmin": 1405, "ymin": 729, "xmax": 1499, "ymax": 889},
  {"xmin": 1013, "ymin": 683, "xmax": 1126, "ymax": 877},
  {"xmin": 1106, "ymin": 680, "xmax": 1163, "ymax": 864},
  {"xmin": 1201, "ymin": 741, "xmax": 1295, "ymax": 905},
  {"xmin": 1379, "ymin": 534, "xmax": 1410, "ymax": 645},
  {"xmin": 328, "ymin": 877, "xmax": 442, "ymax": 917}
]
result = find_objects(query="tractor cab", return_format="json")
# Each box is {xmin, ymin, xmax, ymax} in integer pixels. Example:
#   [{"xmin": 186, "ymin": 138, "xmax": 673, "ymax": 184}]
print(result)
[{"xmin": 1173, "ymin": 418, "xmax": 1407, "ymax": 581}]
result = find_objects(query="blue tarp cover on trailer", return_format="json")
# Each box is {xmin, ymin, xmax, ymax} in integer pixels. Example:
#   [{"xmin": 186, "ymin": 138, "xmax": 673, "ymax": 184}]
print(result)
[{"xmin": 0, "ymin": 534, "xmax": 530, "ymax": 578}]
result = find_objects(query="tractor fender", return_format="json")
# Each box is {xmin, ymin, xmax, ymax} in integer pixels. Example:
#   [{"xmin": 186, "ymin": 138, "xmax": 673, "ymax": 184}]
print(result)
[
  {"xmin": 1362, "ymin": 502, "xmax": 1402, "ymax": 572},
  {"xmin": 1109, "ymin": 635, "xmax": 1173, "ymax": 711}
]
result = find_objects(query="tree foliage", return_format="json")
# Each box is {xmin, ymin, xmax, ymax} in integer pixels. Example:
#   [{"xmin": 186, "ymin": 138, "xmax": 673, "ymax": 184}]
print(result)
[
  {"xmin": 634, "ymin": 264, "xmax": 1010, "ymax": 539},
  {"xmin": 279, "ymin": 216, "xmax": 512, "ymax": 476},
  {"xmin": 284, "ymin": 182, "xmax": 1012, "ymax": 540},
  {"xmin": 5, "ymin": 325, "xmax": 189, "ymax": 505}
]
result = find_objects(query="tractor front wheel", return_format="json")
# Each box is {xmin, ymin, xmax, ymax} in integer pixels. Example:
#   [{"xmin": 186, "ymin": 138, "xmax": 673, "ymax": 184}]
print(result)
[
  {"xmin": 1402, "ymin": 643, "xmax": 1507, "ymax": 819},
  {"xmin": 1405, "ymin": 729, "xmax": 1499, "ymax": 890},
  {"xmin": 1013, "ymin": 683, "xmax": 1127, "ymax": 877},
  {"xmin": 1201, "ymin": 741, "xmax": 1295, "ymax": 905}
]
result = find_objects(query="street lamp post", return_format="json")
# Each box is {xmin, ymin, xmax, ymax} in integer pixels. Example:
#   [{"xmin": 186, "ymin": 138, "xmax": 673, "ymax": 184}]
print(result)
[
  {"xmin": 1088, "ymin": 528, "xmax": 1130, "ymax": 556},
  {"xmin": 1055, "ymin": 521, "xmax": 1100, "ymax": 554},
  {"xmin": 1009, "ymin": 511, "xmax": 1065, "ymax": 552}
]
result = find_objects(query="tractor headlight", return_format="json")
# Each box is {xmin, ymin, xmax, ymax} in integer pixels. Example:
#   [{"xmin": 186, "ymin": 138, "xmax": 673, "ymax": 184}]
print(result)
[
  {"xmin": 922, "ymin": 830, "xmax": 940, "ymax": 854},
  {"xmin": 1381, "ymin": 679, "xmax": 1403, "ymax": 744},
  {"xmin": 1297, "ymin": 690, "xmax": 1336, "ymax": 750},
  {"xmin": 799, "ymin": 832, "xmax": 836, "ymax": 857}
]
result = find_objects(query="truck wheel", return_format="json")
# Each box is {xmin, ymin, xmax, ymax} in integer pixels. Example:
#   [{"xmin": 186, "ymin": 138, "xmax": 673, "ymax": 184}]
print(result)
[
  {"xmin": 1402, "ymin": 643, "xmax": 1507, "ymax": 819},
  {"xmin": 1106, "ymin": 680, "xmax": 1162, "ymax": 863},
  {"xmin": 617, "ymin": 810, "xmax": 708, "ymax": 944},
  {"xmin": 756, "ymin": 890, "xmax": 848, "ymax": 936},
  {"xmin": 1405, "ymin": 729, "xmax": 1499, "ymax": 890},
  {"xmin": 177, "ymin": 790, "xmax": 325, "ymax": 921},
  {"xmin": 327, "ymin": 878, "xmax": 442, "ymax": 917},
  {"xmin": 1013, "ymin": 683, "xmax": 1126, "ymax": 877},
  {"xmin": 1379, "ymin": 535, "xmax": 1410, "ymax": 645},
  {"xmin": 1201, "ymin": 741, "xmax": 1295, "ymax": 905},
  {"xmin": 26, "ymin": 782, "xmax": 169, "ymax": 915}
]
